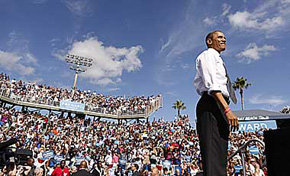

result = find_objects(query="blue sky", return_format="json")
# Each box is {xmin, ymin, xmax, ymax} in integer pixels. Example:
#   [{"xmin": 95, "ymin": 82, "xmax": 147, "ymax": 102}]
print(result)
[{"xmin": 0, "ymin": 0, "xmax": 290, "ymax": 123}]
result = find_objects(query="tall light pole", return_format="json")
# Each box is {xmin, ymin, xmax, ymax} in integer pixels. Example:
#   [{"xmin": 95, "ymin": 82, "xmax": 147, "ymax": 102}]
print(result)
[{"xmin": 65, "ymin": 54, "xmax": 93, "ymax": 89}]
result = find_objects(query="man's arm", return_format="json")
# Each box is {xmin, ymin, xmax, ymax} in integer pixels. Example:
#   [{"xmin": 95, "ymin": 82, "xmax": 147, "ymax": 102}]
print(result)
[{"xmin": 211, "ymin": 91, "xmax": 239, "ymax": 131}]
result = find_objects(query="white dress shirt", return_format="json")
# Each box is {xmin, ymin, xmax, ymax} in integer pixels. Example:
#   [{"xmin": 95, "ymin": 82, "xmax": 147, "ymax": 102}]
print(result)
[{"xmin": 193, "ymin": 48, "xmax": 229, "ymax": 97}]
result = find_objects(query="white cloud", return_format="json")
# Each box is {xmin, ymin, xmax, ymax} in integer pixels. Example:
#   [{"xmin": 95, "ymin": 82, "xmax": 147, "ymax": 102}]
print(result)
[
  {"xmin": 249, "ymin": 95, "xmax": 286, "ymax": 106},
  {"xmin": 158, "ymin": 1, "xmax": 204, "ymax": 59},
  {"xmin": 236, "ymin": 43, "xmax": 277, "ymax": 63},
  {"xmin": 55, "ymin": 37, "xmax": 143, "ymax": 86},
  {"xmin": 228, "ymin": 11, "xmax": 284, "ymax": 31},
  {"xmin": 95, "ymin": 78, "xmax": 114, "ymax": 85},
  {"xmin": 62, "ymin": 0, "xmax": 92, "ymax": 16},
  {"xmin": 181, "ymin": 63, "xmax": 191, "ymax": 69},
  {"xmin": 203, "ymin": 17, "xmax": 215, "ymax": 25},
  {"xmin": 227, "ymin": 0, "xmax": 290, "ymax": 33},
  {"xmin": 107, "ymin": 87, "xmax": 120, "ymax": 92},
  {"xmin": 160, "ymin": 64, "xmax": 175, "ymax": 72},
  {"xmin": 49, "ymin": 38, "xmax": 61, "ymax": 47},
  {"xmin": 202, "ymin": 3, "xmax": 230, "ymax": 26},
  {"xmin": 52, "ymin": 48, "xmax": 67, "ymax": 61},
  {"xmin": 159, "ymin": 38, "xmax": 172, "ymax": 53},
  {"xmin": 7, "ymin": 32, "xmax": 30, "ymax": 53},
  {"xmin": 24, "ymin": 53, "xmax": 38, "ymax": 65},
  {"xmin": 0, "ymin": 32, "xmax": 37, "ymax": 75},
  {"xmin": 0, "ymin": 51, "xmax": 35, "ymax": 75},
  {"xmin": 157, "ymin": 1, "xmax": 206, "ymax": 86},
  {"xmin": 222, "ymin": 3, "xmax": 231, "ymax": 16},
  {"xmin": 201, "ymin": 1, "xmax": 290, "ymax": 35}
]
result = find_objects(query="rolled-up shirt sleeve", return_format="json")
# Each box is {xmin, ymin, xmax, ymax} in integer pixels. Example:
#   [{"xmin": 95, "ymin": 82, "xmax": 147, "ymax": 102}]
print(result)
[{"xmin": 197, "ymin": 52, "xmax": 222, "ymax": 94}]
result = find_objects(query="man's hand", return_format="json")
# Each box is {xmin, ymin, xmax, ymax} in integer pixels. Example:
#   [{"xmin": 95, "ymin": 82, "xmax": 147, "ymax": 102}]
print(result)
[
  {"xmin": 225, "ymin": 110, "xmax": 239, "ymax": 131},
  {"xmin": 211, "ymin": 91, "xmax": 239, "ymax": 131}
]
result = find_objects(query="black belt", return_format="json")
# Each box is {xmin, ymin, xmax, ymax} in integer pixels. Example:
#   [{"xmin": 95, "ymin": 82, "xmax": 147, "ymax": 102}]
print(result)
[{"xmin": 202, "ymin": 91, "xmax": 230, "ymax": 104}]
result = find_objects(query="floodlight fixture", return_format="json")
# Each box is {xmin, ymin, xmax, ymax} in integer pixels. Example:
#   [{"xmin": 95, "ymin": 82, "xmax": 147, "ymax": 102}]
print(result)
[{"xmin": 65, "ymin": 54, "xmax": 94, "ymax": 89}]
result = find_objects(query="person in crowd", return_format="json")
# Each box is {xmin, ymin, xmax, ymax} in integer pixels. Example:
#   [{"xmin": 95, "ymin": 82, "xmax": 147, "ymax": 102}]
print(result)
[
  {"xmin": 51, "ymin": 160, "xmax": 69, "ymax": 176},
  {"xmin": 151, "ymin": 166, "xmax": 160, "ymax": 176},
  {"xmin": 90, "ymin": 162, "xmax": 104, "ymax": 176},
  {"xmin": 0, "ymin": 73, "xmax": 162, "ymax": 116},
  {"xmin": 132, "ymin": 164, "xmax": 141, "ymax": 176},
  {"xmin": 72, "ymin": 161, "xmax": 92, "ymax": 176},
  {"xmin": 0, "ymin": 158, "xmax": 17, "ymax": 176},
  {"xmin": 35, "ymin": 167, "xmax": 44, "ymax": 176},
  {"xmin": 162, "ymin": 168, "xmax": 170, "ymax": 176},
  {"xmin": 26, "ymin": 158, "xmax": 36, "ymax": 176},
  {"xmin": 40, "ymin": 160, "xmax": 50, "ymax": 176},
  {"xmin": 0, "ymin": 95, "xmax": 267, "ymax": 175}
]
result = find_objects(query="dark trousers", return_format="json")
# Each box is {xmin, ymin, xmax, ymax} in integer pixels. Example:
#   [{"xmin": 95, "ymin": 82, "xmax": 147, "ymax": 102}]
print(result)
[{"xmin": 196, "ymin": 93, "xmax": 229, "ymax": 176}]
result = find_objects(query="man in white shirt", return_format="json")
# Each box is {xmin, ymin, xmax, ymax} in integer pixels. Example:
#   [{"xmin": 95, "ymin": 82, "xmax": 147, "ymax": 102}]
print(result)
[{"xmin": 193, "ymin": 30, "xmax": 239, "ymax": 175}]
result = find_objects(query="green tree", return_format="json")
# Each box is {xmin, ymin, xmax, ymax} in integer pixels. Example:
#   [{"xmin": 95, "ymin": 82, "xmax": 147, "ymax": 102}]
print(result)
[
  {"xmin": 172, "ymin": 100, "xmax": 186, "ymax": 118},
  {"xmin": 233, "ymin": 77, "xmax": 252, "ymax": 111}
]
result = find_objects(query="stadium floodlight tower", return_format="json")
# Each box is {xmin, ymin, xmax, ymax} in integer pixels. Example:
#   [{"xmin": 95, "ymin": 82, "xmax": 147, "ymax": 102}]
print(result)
[{"xmin": 65, "ymin": 54, "xmax": 93, "ymax": 89}]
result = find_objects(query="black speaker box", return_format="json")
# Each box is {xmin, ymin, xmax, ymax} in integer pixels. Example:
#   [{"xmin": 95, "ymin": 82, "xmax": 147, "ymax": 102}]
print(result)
[{"xmin": 264, "ymin": 128, "xmax": 290, "ymax": 176}]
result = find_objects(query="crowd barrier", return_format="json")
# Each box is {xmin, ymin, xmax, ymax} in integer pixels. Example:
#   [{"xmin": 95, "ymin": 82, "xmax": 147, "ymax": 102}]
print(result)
[
  {"xmin": 0, "ymin": 88, "xmax": 163, "ymax": 119},
  {"xmin": 227, "ymin": 138, "xmax": 265, "ymax": 176}
]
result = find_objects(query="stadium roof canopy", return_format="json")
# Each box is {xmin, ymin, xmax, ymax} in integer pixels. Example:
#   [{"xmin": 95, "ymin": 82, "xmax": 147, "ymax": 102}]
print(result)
[{"xmin": 233, "ymin": 109, "xmax": 290, "ymax": 121}]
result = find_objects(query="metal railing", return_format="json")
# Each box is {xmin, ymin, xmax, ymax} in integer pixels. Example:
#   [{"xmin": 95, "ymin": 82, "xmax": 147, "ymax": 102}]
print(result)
[
  {"xmin": 0, "ymin": 87, "xmax": 162, "ymax": 119},
  {"xmin": 227, "ymin": 138, "xmax": 265, "ymax": 176}
]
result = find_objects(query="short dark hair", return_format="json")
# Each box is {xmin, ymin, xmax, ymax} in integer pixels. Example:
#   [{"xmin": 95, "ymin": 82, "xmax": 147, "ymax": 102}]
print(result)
[{"xmin": 205, "ymin": 30, "xmax": 222, "ymax": 47}]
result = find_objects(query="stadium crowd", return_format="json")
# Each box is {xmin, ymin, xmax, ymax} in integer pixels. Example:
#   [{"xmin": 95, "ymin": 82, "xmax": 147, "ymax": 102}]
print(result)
[
  {"xmin": 0, "ymin": 73, "xmax": 162, "ymax": 116},
  {"xmin": 0, "ymin": 105, "xmax": 267, "ymax": 176}
]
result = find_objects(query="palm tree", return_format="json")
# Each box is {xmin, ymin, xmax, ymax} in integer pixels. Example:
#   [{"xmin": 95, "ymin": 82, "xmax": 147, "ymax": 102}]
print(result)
[
  {"xmin": 172, "ymin": 100, "xmax": 186, "ymax": 118},
  {"xmin": 233, "ymin": 77, "xmax": 251, "ymax": 111}
]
